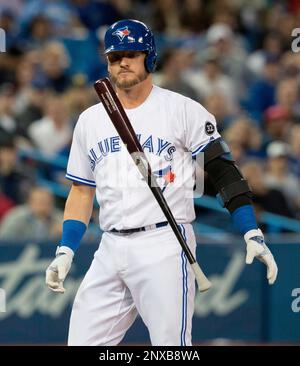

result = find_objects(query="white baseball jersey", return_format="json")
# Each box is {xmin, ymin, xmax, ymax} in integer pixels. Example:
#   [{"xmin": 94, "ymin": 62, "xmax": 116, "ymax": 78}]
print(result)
[{"xmin": 66, "ymin": 85, "xmax": 220, "ymax": 231}]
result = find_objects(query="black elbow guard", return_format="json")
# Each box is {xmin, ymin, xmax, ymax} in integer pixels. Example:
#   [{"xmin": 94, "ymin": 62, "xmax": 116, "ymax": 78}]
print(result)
[
  {"xmin": 203, "ymin": 139, "xmax": 252, "ymax": 209},
  {"xmin": 204, "ymin": 138, "xmax": 233, "ymax": 166},
  {"xmin": 216, "ymin": 178, "xmax": 252, "ymax": 208}
]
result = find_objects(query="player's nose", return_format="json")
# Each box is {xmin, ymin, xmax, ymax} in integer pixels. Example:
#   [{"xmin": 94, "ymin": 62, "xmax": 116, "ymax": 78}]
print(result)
[{"xmin": 119, "ymin": 55, "xmax": 132, "ymax": 66}]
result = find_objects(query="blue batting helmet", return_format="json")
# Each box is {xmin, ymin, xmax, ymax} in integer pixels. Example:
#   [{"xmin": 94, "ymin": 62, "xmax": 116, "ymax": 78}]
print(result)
[{"xmin": 104, "ymin": 19, "xmax": 157, "ymax": 73}]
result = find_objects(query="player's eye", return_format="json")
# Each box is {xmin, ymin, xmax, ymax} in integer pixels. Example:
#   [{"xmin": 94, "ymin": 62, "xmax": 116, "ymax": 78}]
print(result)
[
  {"xmin": 107, "ymin": 53, "xmax": 123, "ymax": 63},
  {"xmin": 107, "ymin": 52, "xmax": 143, "ymax": 63}
]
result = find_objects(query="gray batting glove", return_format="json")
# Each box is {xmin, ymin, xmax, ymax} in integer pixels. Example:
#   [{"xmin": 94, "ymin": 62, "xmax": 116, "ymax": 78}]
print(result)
[
  {"xmin": 46, "ymin": 246, "xmax": 74, "ymax": 293},
  {"xmin": 244, "ymin": 229, "xmax": 278, "ymax": 285}
]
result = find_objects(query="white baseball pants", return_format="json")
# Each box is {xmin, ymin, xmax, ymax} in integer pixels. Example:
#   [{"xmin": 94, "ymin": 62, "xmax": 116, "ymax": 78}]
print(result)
[{"xmin": 68, "ymin": 223, "xmax": 196, "ymax": 346}]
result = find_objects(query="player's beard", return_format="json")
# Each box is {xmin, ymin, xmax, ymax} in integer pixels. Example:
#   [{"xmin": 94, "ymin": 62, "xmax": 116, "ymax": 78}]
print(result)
[{"xmin": 109, "ymin": 69, "xmax": 148, "ymax": 89}]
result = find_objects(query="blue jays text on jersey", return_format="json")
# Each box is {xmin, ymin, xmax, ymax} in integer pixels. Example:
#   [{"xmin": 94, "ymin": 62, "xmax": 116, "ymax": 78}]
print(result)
[{"xmin": 88, "ymin": 134, "xmax": 177, "ymax": 172}]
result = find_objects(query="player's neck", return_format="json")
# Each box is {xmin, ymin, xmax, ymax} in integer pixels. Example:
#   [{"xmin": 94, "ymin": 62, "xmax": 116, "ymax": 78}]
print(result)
[{"xmin": 116, "ymin": 76, "xmax": 153, "ymax": 109}]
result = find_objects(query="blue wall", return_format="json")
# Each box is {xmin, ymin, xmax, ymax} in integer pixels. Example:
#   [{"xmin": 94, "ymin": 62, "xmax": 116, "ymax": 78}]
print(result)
[{"xmin": 0, "ymin": 238, "xmax": 299, "ymax": 344}]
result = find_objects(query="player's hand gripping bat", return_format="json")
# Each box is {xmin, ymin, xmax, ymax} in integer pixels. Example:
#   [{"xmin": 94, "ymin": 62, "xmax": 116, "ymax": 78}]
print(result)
[{"xmin": 94, "ymin": 77, "xmax": 211, "ymax": 292}]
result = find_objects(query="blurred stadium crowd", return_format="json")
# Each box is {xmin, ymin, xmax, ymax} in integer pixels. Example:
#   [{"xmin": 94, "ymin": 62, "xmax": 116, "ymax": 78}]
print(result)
[{"xmin": 0, "ymin": 0, "xmax": 300, "ymax": 241}]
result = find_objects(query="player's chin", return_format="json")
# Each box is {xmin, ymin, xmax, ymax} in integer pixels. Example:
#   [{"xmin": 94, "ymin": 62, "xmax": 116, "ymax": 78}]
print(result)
[{"xmin": 115, "ymin": 75, "xmax": 141, "ymax": 89}]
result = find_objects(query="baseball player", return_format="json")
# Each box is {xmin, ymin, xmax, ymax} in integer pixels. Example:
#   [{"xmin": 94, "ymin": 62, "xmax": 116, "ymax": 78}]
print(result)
[{"xmin": 45, "ymin": 19, "xmax": 278, "ymax": 346}]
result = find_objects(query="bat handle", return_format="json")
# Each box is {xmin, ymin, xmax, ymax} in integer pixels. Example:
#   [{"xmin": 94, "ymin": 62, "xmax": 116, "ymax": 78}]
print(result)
[{"xmin": 191, "ymin": 262, "xmax": 212, "ymax": 292}]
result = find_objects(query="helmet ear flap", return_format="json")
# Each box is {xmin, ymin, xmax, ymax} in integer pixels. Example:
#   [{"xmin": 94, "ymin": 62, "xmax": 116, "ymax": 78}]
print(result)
[{"xmin": 145, "ymin": 52, "xmax": 157, "ymax": 73}]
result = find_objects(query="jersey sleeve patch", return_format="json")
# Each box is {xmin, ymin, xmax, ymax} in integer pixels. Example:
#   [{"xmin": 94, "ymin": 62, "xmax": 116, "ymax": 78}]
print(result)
[
  {"xmin": 204, "ymin": 121, "xmax": 216, "ymax": 135},
  {"xmin": 184, "ymin": 98, "xmax": 221, "ymax": 155}
]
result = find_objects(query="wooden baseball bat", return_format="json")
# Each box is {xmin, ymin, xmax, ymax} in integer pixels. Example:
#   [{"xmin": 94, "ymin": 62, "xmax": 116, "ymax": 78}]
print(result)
[{"xmin": 94, "ymin": 77, "xmax": 211, "ymax": 292}]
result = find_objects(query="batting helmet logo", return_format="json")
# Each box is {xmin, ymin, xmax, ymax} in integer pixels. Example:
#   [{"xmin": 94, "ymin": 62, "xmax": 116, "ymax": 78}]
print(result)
[
  {"xmin": 112, "ymin": 26, "xmax": 131, "ymax": 41},
  {"xmin": 104, "ymin": 19, "xmax": 157, "ymax": 73}
]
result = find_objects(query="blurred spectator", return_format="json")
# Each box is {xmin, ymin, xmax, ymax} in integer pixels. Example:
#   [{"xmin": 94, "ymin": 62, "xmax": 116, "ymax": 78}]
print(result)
[
  {"xmin": 274, "ymin": 12, "xmax": 297, "ymax": 50},
  {"xmin": 276, "ymin": 78, "xmax": 300, "ymax": 121},
  {"xmin": 265, "ymin": 141, "xmax": 300, "ymax": 216},
  {"xmin": 247, "ymin": 32, "xmax": 283, "ymax": 77},
  {"xmin": 151, "ymin": 0, "xmax": 181, "ymax": 35},
  {"xmin": 179, "ymin": 0, "xmax": 208, "ymax": 34},
  {"xmin": 280, "ymin": 52, "xmax": 300, "ymax": 79},
  {"xmin": 110, "ymin": 0, "xmax": 136, "ymax": 19},
  {"xmin": 28, "ymin": 94, "xmax": 72, "ymax": 156},
  {"xmin": 14, "ymin": 58, "xmax": 35, "ymax": 114},
  {"xmin": 0, "ymin": 83, "xmax": 17, "ymax": 136},
  {"xmin": 22, "ymin": 15, "xmax": 53, "ymax": 50},
  {"xmin": 264, "ymin": 4, "xmax": 298, "ymax": 49},
  {"xmin": 246, "ymin": 55, "xmax": 280, "ymax": 123},
  {"xmin": 15, "ymin": 80, "xmax": 49, "ymax": 139},
  {"xmin": 226, "ymin": 139, "xmax": 246, "ymax": 164},
  {"xmin": 0, "ymin": 186, "xmax": 63, "ymax": 240},
  {"xmin": 237, "ymin": 5, "xmax": 265, "ymax": 52},
  {"xmin": 155, "ymin": 48, "xmax": 198, "ymax": 100},
  {"xmin": 201, "ymin": 23, "xmax": 249, "ymax": 97},
  {"xmin": 209, "ymin": 1, "xmax": 238, "ymax": 30},
  {"xmin": 0, "ymin": 45, "xmax": 24, "ymax": 85},
  {"xmin": 241, "ymin": 160, "xmax": 294, "ymax": 219},
  {"xmin": 223, "ymin": 117, "xmax": 263, "ymax": 160},
  {"xmin": 263, "ymin": 105, "xmax": 290, "ymax": 143},
  {"xmin": 184, "ymin": 50, "xmax": 237, "ymax": 111},
  {"xmin": 64, "ymin": 83, "xmax": 95, "ymax": 123},
  {"xmin": 203, "ymin": 92, "xmax": 236, "ymax": 132},
  {"xmin": 0, "ymin": 137, "xmax": 33, "ymax": 204},
  {"xmin": 33, "ymin": 41, "xmax": 71, "ymax": 93}
]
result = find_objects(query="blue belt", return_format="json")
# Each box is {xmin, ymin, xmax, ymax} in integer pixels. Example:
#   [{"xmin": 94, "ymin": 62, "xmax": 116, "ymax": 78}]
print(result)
[{"xmin": 110, "ymin": 221, "xmax": 168, "ymax": 234}]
